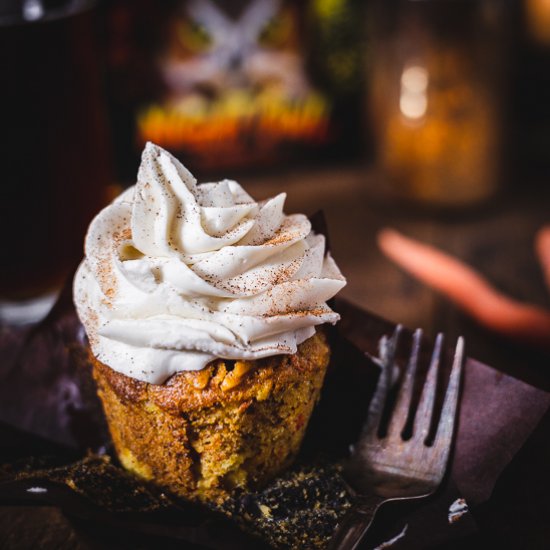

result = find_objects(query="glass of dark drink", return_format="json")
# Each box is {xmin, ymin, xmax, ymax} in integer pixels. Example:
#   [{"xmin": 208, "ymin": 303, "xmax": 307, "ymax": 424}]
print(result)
[{"xmin": 0, "ymin": 0, "xmax": 111, "ymax": 324}]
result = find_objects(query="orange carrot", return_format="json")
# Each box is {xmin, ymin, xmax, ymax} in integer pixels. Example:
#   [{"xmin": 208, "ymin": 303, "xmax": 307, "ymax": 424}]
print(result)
[
  {"xmin": 378, "ymin": 228, "xmax": 550, "ymax": 351},
  {"xmin": 535, "ymin": 225, "xmax": 550, "ymax": 291}
]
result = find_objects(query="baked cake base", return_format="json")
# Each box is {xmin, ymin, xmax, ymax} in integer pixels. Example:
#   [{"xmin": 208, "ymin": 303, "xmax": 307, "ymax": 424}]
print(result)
[{"xmin": 92, "ymin": 330, "xmax": 330, "ymax": 503}]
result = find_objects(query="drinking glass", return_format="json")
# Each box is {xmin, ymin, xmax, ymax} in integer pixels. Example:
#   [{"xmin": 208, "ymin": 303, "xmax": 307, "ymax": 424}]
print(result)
[{"xmin": 0, "ymin": 0, "xmax": 111, "ymax": 324}]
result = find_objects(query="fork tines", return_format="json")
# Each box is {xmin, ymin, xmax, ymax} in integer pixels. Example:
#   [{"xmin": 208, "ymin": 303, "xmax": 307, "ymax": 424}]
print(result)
[{"xmin": 364, "ymin": 326, "xmax": 464, "ymax": 450}]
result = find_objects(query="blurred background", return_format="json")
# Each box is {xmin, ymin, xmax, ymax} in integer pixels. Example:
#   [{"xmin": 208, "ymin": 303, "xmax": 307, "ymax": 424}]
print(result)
[{"xmin": 2, "ymin": 0, "xmax": 550, "ymax": 372}]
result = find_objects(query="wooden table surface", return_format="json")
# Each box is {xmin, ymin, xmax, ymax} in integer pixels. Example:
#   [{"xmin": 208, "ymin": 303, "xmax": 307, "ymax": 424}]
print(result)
[
  {"xmin": 2, "ymin": 163, "xmax": 550, "ymax": 549},
  {"xmin": 243, "ymin": 163, "xmax": 550, "ymax": 371}
]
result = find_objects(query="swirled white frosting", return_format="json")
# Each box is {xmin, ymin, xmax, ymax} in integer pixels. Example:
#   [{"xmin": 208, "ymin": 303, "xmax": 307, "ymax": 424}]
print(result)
[{"xmin": 74, "ymin": 143, "xmax": 346, "ymax": 384}]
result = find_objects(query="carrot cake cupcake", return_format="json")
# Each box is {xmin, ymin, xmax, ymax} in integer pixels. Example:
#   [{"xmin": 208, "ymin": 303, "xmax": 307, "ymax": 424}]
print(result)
[{"xmin": 73, "ymin": 143, "xmax": 346, "ymax": 503}]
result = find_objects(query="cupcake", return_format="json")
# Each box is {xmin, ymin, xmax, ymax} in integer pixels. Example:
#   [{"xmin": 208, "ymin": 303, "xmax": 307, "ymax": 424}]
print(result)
[{"xmin": 74, "ymin": 143, "xmax": 346, "ymax": 503}]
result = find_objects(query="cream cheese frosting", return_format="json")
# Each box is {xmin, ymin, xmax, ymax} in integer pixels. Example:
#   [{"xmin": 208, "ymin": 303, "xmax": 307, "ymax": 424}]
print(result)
[{"xmin": 74, "ymin": 142, "xmax": 346, "ymax": 384}]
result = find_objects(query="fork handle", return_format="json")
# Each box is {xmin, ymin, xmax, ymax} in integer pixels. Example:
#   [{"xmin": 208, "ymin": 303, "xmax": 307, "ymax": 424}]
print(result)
[{"xmin": 327, "ymin": 494, "xmax": 386, "ymax": 550}]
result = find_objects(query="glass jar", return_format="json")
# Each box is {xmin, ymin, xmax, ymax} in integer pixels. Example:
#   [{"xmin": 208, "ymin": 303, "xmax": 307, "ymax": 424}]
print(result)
[{"xmin": 368, "ymin": 0, "xmax": 509, "ymax": 207}]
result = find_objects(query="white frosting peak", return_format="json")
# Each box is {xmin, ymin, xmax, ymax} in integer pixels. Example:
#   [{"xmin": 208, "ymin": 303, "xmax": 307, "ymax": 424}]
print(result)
[{"xmin": 74, "ymin": 143, "xmax": 346, "ymax": 384}]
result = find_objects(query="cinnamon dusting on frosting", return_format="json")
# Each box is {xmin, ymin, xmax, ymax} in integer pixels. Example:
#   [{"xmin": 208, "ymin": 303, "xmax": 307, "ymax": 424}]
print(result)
[{"xmin": 74, "ymin": 143, "xmax": 346, "ymax": 384}]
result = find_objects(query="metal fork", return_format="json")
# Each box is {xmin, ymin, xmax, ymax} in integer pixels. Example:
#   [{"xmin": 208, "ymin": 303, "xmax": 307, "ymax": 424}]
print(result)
[{"xmin": 328, "ymin": 326, "xmax": 465, "ymax": 550}]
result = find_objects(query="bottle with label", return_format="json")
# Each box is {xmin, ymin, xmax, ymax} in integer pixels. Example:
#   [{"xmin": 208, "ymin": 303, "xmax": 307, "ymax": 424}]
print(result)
[{"xmin": 102, "ymin": 0, "xmax": 366, "ymax": 180}]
